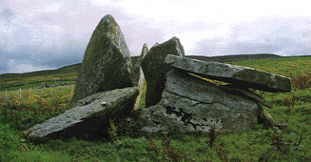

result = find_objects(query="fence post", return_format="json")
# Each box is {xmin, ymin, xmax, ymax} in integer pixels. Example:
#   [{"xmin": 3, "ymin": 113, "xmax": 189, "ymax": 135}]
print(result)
[
  {"xmin": 5, "ymin": 89, "xmax": 8, "ymax": 99},
  {"xmin": 19, "ymin": 88, "xmax": 22, "ymax": 99}
]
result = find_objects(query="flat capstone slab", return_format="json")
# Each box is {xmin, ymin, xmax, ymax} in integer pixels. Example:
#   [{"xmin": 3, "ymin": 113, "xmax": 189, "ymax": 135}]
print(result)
[{"xmin": 165, "ymin": 55, "xmax": 292, "ymax": 92}]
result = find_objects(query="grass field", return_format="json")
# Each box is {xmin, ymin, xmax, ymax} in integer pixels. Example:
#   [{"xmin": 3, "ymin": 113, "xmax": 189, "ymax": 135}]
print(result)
[
  {"xmin": 0, "ymin": 56, "xmax": 310, "ymax": 161},
  {"xmin": 0, "ymin": 64, "xmax": 79, "ymax": 91}
]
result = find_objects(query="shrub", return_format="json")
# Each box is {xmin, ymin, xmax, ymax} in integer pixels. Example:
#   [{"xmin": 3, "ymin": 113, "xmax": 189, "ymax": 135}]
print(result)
[{"xmin": 292, "ymin": 73, "xmax": 311, "ymax": 89}]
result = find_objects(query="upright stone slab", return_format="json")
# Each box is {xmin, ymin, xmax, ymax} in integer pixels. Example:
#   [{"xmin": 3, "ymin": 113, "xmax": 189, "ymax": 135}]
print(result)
[
  {"xmin": 72, "ymin": 15, "xmax": 133, "ymax": 102},
  {"xmin": 131, "ymin": 43, "xmax": 149, "ymax": 85},
  {"xmin": 165, "ymin": 55, "xmax": 292, "ymax": 92},
  {"xmin": 133, "ymin": 44, "xmax": 149, "ymax": 109},
  {"xmin": 25, "ymin": 87, "xmax": 138, "ymax": 141},
  {"xmin": 141, "ymin": 37, "xmax": 185, "ymax": 107},
  {"xmin": 139, "ymin": 70, "xmax": 261, "ymax": 134},
  {"xmin": 140, "ymin": 43, "xmax": 149, "ymax": 57}
]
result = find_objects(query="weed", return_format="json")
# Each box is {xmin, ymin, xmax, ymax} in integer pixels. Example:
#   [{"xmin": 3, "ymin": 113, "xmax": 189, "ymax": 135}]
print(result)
[{"xmin": 292, "ymin": 72, "xmax": 311, "ymax": 89}]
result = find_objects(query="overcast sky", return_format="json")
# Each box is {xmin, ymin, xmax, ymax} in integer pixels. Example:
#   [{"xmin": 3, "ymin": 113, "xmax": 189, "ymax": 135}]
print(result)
[{"xmin": 1, "ymin": 0, "xmax": 311, "ymax": 74}]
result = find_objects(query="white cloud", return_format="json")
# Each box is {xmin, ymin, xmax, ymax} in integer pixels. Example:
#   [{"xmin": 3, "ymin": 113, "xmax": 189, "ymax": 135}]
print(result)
[
  {"xmin": 6, "ymin": 59, "xmax": 51, "ymax": 73},
  {"xmin": 0, "ymin": 0, "xmax": 311, "ymax": 73},
  {"xmin": 194, "ymin": 17, "xmax": 311, "ymax": 55}
]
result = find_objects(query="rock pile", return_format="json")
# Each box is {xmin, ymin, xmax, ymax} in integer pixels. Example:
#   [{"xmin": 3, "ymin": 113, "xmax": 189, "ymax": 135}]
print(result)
[
  {"xmin": 137, "ymin": 55, "xmax": 290, "ymax": 134},
  {"xmin": 25, "ymin": 15, "xmax": 291, "ymax": 141}
]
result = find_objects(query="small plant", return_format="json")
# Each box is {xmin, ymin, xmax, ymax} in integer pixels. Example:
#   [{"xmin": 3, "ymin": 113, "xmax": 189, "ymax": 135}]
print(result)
[
  {"xmin": 162, "ymin": 134, "xmax": 184, "ymax": 162},
  {"xmin": 215, "ymin": 143, "xmax": 229, "ymax": 162},
  {"xmin": 292, "ymin": 73, "xmax": 311, "ymax": 89},
  {"xmin": 208, "ymin": 125, "xmax": 217, "ymax": 148},
  {"xmin": 283, "ymin": 95, "xmax": 296, "ymax": 113},
  {"xmin": 270, "ymin": 129, "xmax": 303, "ymax": 154},
  {"xmin": 107, "ymin": 119, "xmax": 118, "ymax": 141}
]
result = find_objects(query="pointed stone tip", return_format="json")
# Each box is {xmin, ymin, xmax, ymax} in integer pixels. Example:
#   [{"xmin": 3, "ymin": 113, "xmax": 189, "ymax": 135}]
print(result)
[
  {"xmin": 141, "ymin": 43, "xmax": 149, "ymax": 57},
  {"xmin": 103, "ymin": 14, "xmax": 114, "ymax": 19},
  {"xmin": 168, "ymin": 36, "xmax": 180, "ymax": 42},
  {"xmin": 100, "ymin": 14, "xmax": 117, "ymax": 24},
  {"xmin": 171, "ymin": 36, "xmax": 179, "ymax": 40},
  {"xmin": 152, "ymin": 42, "xmax": 159, "ymax": 47},
  {"xmin": 162, "ymin": 37, "xmax": 181, "ymax": 44}
]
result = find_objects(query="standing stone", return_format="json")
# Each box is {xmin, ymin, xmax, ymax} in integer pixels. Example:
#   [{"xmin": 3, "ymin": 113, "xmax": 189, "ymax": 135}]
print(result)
[
  {"xmin": 72, "ymin": 15, "xmax": 133, "ymax": 102},
  {"xmin": 140, "ymin": 43, "xmax": 149, "ymax": 57},
  {"xmin": 141, "ymin": 37, "xmax": 185, "ymax": 107},
  {"xmin": 139, "ymin": 70, "xmax": 261, "ymax": 134},
  {"xmin": 165, "ymin": 55, "xmax": 292, "ymax": 92},
  {"xmin": 25, "ymin": 87, "xmax": 138, "ymax": 141},
  {"xmin": 131, "ymin": 43, "xmax": 149, "ymax": 85},
  {"xmin": 133, "ymin": 44, "xmax": 149, "ymax": 110}
]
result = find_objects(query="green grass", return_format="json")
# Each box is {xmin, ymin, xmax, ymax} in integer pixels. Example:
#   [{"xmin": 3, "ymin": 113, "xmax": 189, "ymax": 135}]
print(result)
[
  {"xmin": 0, "ymin": 56, "xmax": 310, "ymax": 161},
  {"xmin": 0, "ymin": 86, "xmax": 73, "ymax": 130},
  {"xmin": 0, "ymin": 64, "xmax": 79, "ymax": 91},
  {"xmin": 233, "ymin": 56, "xmax": 311, "ymax": 77}
]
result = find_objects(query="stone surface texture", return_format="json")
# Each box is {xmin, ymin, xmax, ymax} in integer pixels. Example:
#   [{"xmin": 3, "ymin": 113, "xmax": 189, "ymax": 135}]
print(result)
[
  {"xmin": 72, "ymin": 15, "xmax": 133, "ymax": 102},
  {"xmin": 141, "ymin": 37, "xmax": 185, "ymax": 107},
  {"xmin": 131, "ymin": 43, "xmax": 149, "ymax": 85},
  {"xmin": 133, "ymin": 44, "xmax": 149, "ymax": 110},
  {"xmin": 25, "ymin": 87, "xmax": 138, "ymax": 140},
  {"xmin": 165, "ymin": 55, "xmax": 292, "ymax": 92},
  {"xmin": 139, "ymin": 70, "xmax": 261, "ymax": 134}
]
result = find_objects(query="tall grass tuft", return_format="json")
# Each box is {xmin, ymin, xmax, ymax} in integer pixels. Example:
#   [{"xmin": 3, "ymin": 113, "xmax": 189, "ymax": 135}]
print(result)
[
  {"xmin": 0, "ymin": 86, "xmax": 73, "ymax": 130},
  {"xmin": 292, "ymin": 72, "xmax": 311, "ymax": 89}
]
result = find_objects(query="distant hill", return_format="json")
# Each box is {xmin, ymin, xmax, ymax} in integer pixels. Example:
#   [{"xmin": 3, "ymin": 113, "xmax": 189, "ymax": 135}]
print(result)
[
  {"xmin": 188, "ymin": 53, "xmax": 281, "ymax": 62},
  {"xmin": 0, "ymin": 63, "xmax": 80, "ymax": 80},
  {"xmin": 0, "ymin": 54, "xmax": 309, "ymax": 90}
]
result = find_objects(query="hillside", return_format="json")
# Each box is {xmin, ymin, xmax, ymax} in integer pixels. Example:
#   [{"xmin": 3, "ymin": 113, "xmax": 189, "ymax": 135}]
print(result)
[
  {"xmin": 0, "ymin": 56, "xmax": 144, "ymax": 90},
  {"xmin": 0, "ymin": 65, "xmax": 78, "ymax": 90},
  {"xmin": 1, "ymin": 54, "xmax": 305, "ymax": 91},
  {"xmin": 189, "ymin": 53, "xmax": 281, "ymax": 62}
]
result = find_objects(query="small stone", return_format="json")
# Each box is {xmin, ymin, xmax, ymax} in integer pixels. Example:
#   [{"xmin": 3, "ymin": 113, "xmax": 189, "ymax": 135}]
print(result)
[{"xmin": 101, "ymin": 101, "xmax": 107, "ymax": 106}]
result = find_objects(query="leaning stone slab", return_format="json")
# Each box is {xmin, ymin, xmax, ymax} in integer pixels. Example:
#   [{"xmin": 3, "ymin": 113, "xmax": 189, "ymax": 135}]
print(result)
[
  {"xmin": 141, "ymin": 37, "xmax": 185, "ymax": 107},
  {"xmin": 139, "ymin": 70, "xmax": 261, "ymax": 134},
  {"xmin": 165, "ymin": 55, "xmax": 292, "ymax": 92},
  {"xmin": 72, "ymin": 15, "xmax": 133, "ymax": 102},
  {"xmin": 25, "ymin": 87, "xmax": 138, "ymax": 141}
]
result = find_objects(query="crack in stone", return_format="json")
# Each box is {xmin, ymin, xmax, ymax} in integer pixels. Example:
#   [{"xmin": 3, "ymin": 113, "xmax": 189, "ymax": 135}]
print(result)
[
  {"xmin": 164, "ymin": 105, "xmax": 221, "ymax": 131},
  {"xmin": 164, "ymin": 90, "xmax": 231, "ymax": 111}
]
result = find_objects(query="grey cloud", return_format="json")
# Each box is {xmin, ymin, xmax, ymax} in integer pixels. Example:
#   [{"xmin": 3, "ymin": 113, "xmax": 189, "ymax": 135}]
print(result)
[
  {"xmin": 0, "ymin": 0, "xmax": 166, "ymax": 74},
  {"xmin": 194, "ymin": 17, "xmax": 311, "ymax": 56},
  {"xmin": 1, "ymin": 1, "xmax": 311, "ymax": 74}
]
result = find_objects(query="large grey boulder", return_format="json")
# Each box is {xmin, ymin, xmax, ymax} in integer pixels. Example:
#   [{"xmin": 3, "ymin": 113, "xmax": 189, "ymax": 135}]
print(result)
[
  {"xmin": 165, "ymin": 55, "xmax": 292, "ymax": 92},
  {"xmin": 139, "ymin": 70, "xmax": 261, "ymax": 134},
  {"xmin": 141, "ymin": 37, "xmax": 185, "ymax": 107},
  {"xmin": 72, "ymin": 15, "xmax": 133, "ymax": 102},
  {"xmin": 25, "ymin": 87, "xmax": 138, "ymax": 140}
]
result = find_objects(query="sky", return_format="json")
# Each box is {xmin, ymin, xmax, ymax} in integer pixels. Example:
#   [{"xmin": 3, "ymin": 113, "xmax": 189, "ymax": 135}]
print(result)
[{"xmin": 0, "ymin": 0, "xmax": 311, "ymax": 74}]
